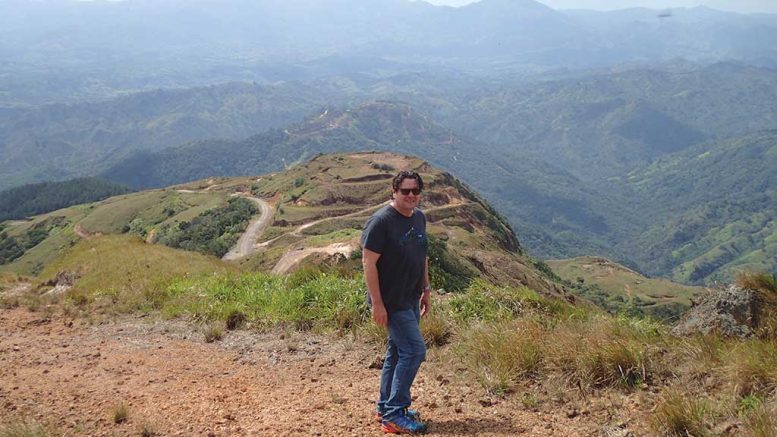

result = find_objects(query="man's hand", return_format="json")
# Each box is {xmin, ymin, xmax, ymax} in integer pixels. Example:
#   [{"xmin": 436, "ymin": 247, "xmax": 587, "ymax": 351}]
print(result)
[
  {"xmin": 420, "ymin": 288, "xmax": 431, "ymax": 317},
  {"xmin": 372, "ymin": 301, "xmax": 388, "ymax": 327}
]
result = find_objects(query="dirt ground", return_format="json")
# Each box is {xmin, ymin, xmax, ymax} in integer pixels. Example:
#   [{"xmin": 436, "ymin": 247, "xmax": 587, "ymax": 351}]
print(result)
[{"xmin": 0, "ymin": 308, "xmax": 624, "ymax": 436}]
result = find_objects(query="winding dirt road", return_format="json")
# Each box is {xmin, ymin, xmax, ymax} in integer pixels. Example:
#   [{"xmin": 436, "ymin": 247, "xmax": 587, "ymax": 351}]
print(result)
[{"xmin": 222, "ymin": 197, "xmax": 273, "ymax": 261}]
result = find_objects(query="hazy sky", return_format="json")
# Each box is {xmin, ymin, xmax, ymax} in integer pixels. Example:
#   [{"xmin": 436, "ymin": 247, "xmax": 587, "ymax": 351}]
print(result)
[{"xmin": 422, "ymin": 0, "xmax": 777, "ymax": 13}]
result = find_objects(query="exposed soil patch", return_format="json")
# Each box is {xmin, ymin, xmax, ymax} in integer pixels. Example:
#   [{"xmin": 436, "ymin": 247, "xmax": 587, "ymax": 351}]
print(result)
[{"xmin": 1, "ymin": 308, "xmax": 609, "ymax": 436}]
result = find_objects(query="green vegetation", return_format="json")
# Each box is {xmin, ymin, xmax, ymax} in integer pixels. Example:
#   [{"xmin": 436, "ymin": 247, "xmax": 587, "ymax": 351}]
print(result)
[
  {"xmin": 162, "ymin": 271, "xmax": 368, "ymax": 332},
  {"xmin": 37, "ymin": 234, "xmax": 231, "ymax": 314},
  {"xmin": 0, "ymin": 178, "xmax": 130, "ymax": 222},
  {"xmin": 548, "ymin": 257, "xmax": 705, "ymax": 320},
  {"xmin": 0, "ymin": 216, "xmax": 69, "ymax": 265},
  {"xmin": 427, "ymin": 235, "xmax": 478, "ymax": 293},
  {"xmin": 156, "ymin": 197, "xmax": 257, "ymax": 257}
]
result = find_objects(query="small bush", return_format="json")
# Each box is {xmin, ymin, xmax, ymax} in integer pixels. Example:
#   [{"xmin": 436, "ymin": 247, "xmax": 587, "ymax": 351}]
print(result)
[
  {"xmin": 112, "ymin": 402, "xmax": 129, "ymax": 424},
  {"xmin": 138, "ymin": 421, "xmax": 158, "ymax": 437},
  {"xmin": 651, "ymin": 390, "xmax": 710, "ymax": 436}
]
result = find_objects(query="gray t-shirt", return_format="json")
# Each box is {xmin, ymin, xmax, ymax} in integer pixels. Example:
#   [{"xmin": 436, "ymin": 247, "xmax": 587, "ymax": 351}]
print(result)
[{"xmin": 361, "ymin": 204, "xmax": 428, "ymax": 313}]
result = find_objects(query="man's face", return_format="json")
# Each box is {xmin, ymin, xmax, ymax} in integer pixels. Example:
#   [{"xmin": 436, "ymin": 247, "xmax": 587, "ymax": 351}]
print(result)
[{"xmin": 393, "ymin": 178, "xmax": 421, "ymax": 211}]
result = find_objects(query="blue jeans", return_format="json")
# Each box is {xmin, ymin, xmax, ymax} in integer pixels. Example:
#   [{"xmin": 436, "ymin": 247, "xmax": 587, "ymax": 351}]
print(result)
[{"xmin": 378, "ymin": 305, "xmax": 426, "ymax": 421}]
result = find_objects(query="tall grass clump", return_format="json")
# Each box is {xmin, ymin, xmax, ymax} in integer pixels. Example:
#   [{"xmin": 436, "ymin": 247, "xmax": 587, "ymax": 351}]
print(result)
[
  {"xmin": 546, "ymin": 315, "xmax": 657, "ymax": 390},
  {"xmin": 456, "ymin": 319, "xmax": 545, "ymax": 395},
  {"xmin": 743, "ymin": 402, "xmax": 777, "ymax": 437},
  {"xmin": 726, "ymin": 340, "xmax": 777, "ymax": 398},
  {"xmin": 651, "ymin": 390, "xmax": 711, "ymax": 436},
  {"xmin": 420, "ymin": 301, "xmax": 453, "ymax": 347},
  {"xmin": 675, "ymin": 334, "xmax": 727, "ymax": 379},
  {"xmin": 737, "ymin": 272, "xmax": 777, "ymax": 295}
]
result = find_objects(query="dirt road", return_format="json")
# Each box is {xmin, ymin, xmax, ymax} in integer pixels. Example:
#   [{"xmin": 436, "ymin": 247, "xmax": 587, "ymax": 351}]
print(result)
[
  {"xmin": 223, "ymin": 198, "xmax": 273, "ymax": 261},
  {"xmin": 0, "ymin": 308, "xmax": 604, "ymax": 436}
]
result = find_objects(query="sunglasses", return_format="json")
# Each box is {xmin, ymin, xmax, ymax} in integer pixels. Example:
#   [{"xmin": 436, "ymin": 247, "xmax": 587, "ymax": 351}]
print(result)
[{"xmin": 398, "ymin": 188, "xmax": 422, "ymax": 196}]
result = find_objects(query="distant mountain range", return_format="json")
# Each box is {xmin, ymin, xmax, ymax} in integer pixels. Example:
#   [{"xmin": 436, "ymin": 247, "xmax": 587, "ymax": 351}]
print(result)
[
  {"xmin": 2, "ymin": 61, "xmax": 776, "ymax": 284},
  {"xmin": 1, "ymin": 0, "xmax": 776, "ymax": 105}
]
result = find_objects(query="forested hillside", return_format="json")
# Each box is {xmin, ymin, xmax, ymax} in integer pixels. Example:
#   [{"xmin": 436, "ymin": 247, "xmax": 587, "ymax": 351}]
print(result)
[
  {"xmin": 626, "ymin": 130, "xmax": 777, "ymax": 283},
  {"xmin": 0, "ymin": 178, "xmax": 130, "ymax": 222}
]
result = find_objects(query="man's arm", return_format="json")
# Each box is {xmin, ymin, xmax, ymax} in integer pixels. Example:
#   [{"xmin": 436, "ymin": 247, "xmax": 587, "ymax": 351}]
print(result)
[
  {"xmin": 420, "ymin": 256, "xmax": 431, "ymax": 317},
  {"xmin": 362, "ymin": 248, "xmax": 388, "ymax": 327}
]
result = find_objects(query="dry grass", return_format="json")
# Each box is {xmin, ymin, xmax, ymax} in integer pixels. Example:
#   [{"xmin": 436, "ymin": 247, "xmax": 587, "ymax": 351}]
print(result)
[
  {"xmin": 0, "ymin": 419, "xmax": 61, "ymax": 437},
  {"xmin": 420, "ymin": 308, "xmax": 452, "ymax": 347},
  {"xmin": 112, "ymin": 402, "xmax": 129, "ymax": 424},
  {"xmin": 546, "ymin": 316, "xmax": 656, "ymax": 391},
  {"xmin": 456, "ymin": 319, "xmax": 545, "ymax": 395},
  {"xmin": 202, "ymin": 323, "xmax": 224, "ymax": 343},
  {"xmin": 743, "ymin": 402, "xmax": 777, "ymax": 437},
  {"xmin": 736, "ymin": 272, "xmax": 777, "ymax": 295},
  {"xmin": 651, "ymin": 389, "xmax": 711, "ymax": 436},
  {"xmin": 726, "ymin": 340, "xmax": 777, "ymax": 398}
]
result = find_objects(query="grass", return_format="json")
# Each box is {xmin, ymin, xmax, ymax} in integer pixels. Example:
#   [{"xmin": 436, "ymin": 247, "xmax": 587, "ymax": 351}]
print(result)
[
  {"xmin": 651, "ymin": 390, "xmax": 710, "ymax": 436},
  {"xmin": 737, "ymin": 271, "xmax": 777, "ymax": 295},
  {"xmin": 203, "ymin": 323, "xmax": 224, "ymax": 342},
  {"xmin": 0, "ymin": 419, "xmax": 61, "ymax": 437},
  {"xmin": 743, "ymin": 402, "xmax": 777, "ymax": 437},
  {"xmin": 726, "ymin": 340, "xmax": 777, "ymax": 397},
  {"xmin": 112, "ymin": 402, "xmax": 129, "ymax": 424},
  {"xmin": 38, "ymin": 234, "xmax": 231, "ymax": 314},
  {"xmin": 162, "ymin": 270, "xmax": 369, "ymax": 332},
  {"xmin": 457, "ymin": 319, "xmax": 545, "ymax": 395}
]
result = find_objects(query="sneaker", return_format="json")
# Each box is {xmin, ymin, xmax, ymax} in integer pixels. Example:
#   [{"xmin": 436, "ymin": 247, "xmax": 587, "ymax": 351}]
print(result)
[
  {"xmin": 375, "ymin": 409, "xmax": 421, "ymax": 424},
  {"xmin": 381, "ymin": 414, "xmax": 427, "ymax": 435}
]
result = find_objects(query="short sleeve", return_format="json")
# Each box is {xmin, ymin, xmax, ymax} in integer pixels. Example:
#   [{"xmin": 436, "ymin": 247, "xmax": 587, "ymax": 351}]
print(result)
[{"xmin": 361, "ymin": 214, "xmax": 386, "ymax": 254}]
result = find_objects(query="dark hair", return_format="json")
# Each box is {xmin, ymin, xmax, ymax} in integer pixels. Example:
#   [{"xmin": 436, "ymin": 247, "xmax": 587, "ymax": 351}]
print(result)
[{"xmin": 392, "ymin": 171, "xmax": 424, "ymax": 192}]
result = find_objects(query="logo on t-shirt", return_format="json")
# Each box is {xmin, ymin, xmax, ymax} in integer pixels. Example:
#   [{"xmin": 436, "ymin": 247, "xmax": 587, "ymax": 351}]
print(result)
[{"xmin": 399, "ymin": 226, "xmax": 428, "ymax": 247}]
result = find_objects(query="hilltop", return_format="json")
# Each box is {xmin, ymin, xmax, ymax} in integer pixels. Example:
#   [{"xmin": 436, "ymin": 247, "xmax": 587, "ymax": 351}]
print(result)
[
  {"xmin": 547, "ymin": 256, "xmax": 707, "ymax": 320},
  {"xmin": 0, "ymin": 151, "xmax": 566, "ymax": 300}
]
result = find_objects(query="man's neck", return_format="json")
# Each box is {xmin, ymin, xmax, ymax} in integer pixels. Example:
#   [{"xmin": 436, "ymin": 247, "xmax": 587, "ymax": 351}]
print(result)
[{"xmin": 390, "ymin": 201, "xmax": 414, "ymax": 217}]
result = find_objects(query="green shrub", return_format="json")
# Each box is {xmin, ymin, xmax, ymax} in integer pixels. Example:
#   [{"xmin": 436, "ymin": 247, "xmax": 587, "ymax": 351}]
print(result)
[{"xmin": 156, "ymin": 197, "xmax": 257, "ymax": 257}]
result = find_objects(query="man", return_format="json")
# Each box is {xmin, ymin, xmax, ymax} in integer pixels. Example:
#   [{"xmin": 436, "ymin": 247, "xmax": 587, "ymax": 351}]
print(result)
[{"xmin": 361, "ymin": 170, "xmax": 431, "ymax": 435}]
